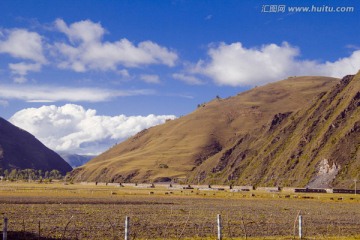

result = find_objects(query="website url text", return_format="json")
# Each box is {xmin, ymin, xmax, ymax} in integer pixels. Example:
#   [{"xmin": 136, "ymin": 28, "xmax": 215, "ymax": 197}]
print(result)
[{"xmin": 261, "ymin": 5, "xmax": 355, "ymax": 13}]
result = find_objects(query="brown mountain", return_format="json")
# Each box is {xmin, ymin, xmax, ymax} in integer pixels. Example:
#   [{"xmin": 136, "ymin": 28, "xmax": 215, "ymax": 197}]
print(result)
[
  {"xmin": 0, "ymin": 117, "xmax": 72, "ymax": 175},
  {"xmin": 70, "ymin": 73, "xmax": 360, "ymax": 187},
  {"xmin": 193, "ymin": 73, "xmax": 360, "ymax": 188}
]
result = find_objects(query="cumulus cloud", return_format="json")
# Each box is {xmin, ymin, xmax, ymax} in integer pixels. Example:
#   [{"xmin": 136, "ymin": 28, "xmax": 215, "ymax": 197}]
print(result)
[
  {"xmin": 193, "ymin": 42, "xmax": 360, "ymax": 86},
  {"xmin": 54, "ymin": 19, "xmax": 178, "ymax": 72},
  {"xmin": 9, "ymin": 104, "xmax": 176, "ymax": 154},
  {"xmin": 172, "ymin": 73, "xmax": 204, "ymax": 85},
  {"xmin": 0, "ymin": 84, "xmax": 154, "ymax": 102},
  {"xmin": 0, "ymin": 20, "xmax": 178, "ymax": 83},
  {"xmin": 55, "ymin": 19, "xmax": 105, "ymax": 44},
  {"xmin": 0, "ymin": 29, "xmax": 46, "ymax": 63},
  {"xmin": 0, "ymin": 29, "xmax": 46, "ymax": 82},
  {"xmin": 322, "ymin": 50, "xmax": 360, "ymax": 77},
  {"xmin": 9, "ymin": 62, "xmax": 42, "ymax": 83},
  {"xmin": 140, "ymin": 74, "xmax": 160, "ymax": 84}
]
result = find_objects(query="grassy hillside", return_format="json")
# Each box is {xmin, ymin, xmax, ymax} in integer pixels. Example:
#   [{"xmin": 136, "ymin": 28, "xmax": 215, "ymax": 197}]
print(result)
[
  {"xmin": 70, "ymin": 76, "xmax": 341, "ymax": 184},
  {"xmin": 193, "ymin": 73, "xmax": 360, "ymax": 188}
]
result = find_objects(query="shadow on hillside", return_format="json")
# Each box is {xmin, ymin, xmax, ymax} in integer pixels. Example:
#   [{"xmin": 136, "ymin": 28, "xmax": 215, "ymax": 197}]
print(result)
[{"xmin": 1, "ymin": 231, "xmax": 70, "ymax": 240}]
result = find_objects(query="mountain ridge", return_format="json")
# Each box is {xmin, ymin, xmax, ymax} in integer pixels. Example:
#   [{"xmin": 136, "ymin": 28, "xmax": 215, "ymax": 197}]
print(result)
[
  {"xmin": 60, "ymin": 153, "xmax": 95, "ymax": 168},
  {"xmin": 0, "ymin": 117, "xmax": 72, "ymax": 175},
  {"xmin": 191, "ymin": 73, "xmax": 360, "ymax": 188},
  {"xmin": 70, "ymin": 74, "xmax": 358, "ymax": 187}
]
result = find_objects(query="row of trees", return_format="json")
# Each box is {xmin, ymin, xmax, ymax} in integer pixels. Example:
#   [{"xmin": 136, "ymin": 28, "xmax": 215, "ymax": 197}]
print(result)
[{"xmin": 0, "ymin": 168, "xmax": 63, "ymax": 181}]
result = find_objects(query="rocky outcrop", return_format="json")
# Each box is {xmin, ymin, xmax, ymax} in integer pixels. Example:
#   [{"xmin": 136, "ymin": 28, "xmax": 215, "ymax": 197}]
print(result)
[
  {"xmin": 307, "ymin": 159, "xmax": 340, "ymax": 188},
  {"xmin": 269, "ymin": 112, "xmax": 292, "ymax": 131}
]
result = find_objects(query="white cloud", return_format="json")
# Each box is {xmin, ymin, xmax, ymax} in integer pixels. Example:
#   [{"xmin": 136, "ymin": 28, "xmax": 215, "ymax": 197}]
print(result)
[
  {"xmin": 172, "ymin": 73, "xmax": 204, "ymax": 85},
  {"xmin": 54, "ymin": 19, "xmax": 178, "ymax": 72},
  {"xmin": 9, "ymin": 104, "xmax": 176, "ymax": 154},
  {"xmin": 140, "ymin": 74, "xmax": 160, "ymax": 84},
  {"xmin": 322, "ymin": 50, "xmax": 360, "ymax": 77},
  {"xmin": 117, "ymin": 69, "xmax": 130, "ymax": 78},
  {"xmin": 55, "ymin": 19, "xmax": 105, "ymax": 44},
  {"xmin": 9, "ymin": 62, "xmax": 42, "ymax": 83},
  {"xmin": 12, "ymin": 76, "xmax": 27, "ymax": 84},
  {"xmin": 26, "ymin": 99, "xmax": 55, "ymax": 103},
  {"xmin": 193, "ymin": 42, "xmax": 360, "ymax": 86},
  {"xmin": 0, "ymin": 29, "xmax": 46, "ymax": 82},
  {"xmin": 0, "ymin": 29, "xmax": 46, "ymax": 63},
  {"xmin": 0, "ymin": 84, "xmax": 154, "ymax": 102}
]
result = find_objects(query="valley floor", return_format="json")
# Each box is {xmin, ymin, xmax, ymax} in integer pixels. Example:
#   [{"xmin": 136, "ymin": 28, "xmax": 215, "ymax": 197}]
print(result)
[{"xmin": 0, "ymin": 182, "xmax": 360, "ymax": 239}]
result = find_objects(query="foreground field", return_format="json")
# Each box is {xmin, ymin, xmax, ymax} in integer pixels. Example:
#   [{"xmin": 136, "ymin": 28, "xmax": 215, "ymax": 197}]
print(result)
[{"xmin": 1, "ymin": 182, "xmax": 360, "ymax": 239}]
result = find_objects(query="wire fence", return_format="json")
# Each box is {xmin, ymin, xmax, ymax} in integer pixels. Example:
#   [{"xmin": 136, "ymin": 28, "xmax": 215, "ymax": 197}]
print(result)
[
  {"xmin": 2, "ymin": 214, "xmax": 303, "ymax": 240},
  {"xmin": 1, "ymin": 191, "xmax": 360, "ymax": 240},
  {"xmin": 1, "ymin": 205, "xmax": 359, "ymax": 240}
]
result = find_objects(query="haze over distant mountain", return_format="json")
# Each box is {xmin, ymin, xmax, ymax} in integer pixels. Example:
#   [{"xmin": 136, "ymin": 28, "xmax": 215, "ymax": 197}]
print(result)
[
  {"xmin": 0, "ymin": 117, "xmax": 72, "ymax": 175},
  {"xmin": 69, "ymin": 72, "xmax": 360, "ymax": 188},
  {"xmin": 60, "ymin": 153, "xmax": 95, "ymax": 168}
]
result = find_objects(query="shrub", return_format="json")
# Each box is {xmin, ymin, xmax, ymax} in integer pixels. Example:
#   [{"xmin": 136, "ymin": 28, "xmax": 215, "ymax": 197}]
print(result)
[{"xmin": 159, "ymin": 163, "xmax": 169, "ymax": 169}]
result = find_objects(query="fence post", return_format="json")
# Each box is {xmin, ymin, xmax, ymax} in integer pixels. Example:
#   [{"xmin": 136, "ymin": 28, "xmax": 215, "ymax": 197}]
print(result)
[
  {"xmin": 125, "ymin": 216, "xmax": 130, "ymax": 240},
  {"xmin": 3, "ymin": 217, "xmax": 8, "ymax": 240},
  {"xmin": 298, "ymin": 215, "xmax": 302, "ymax": 239},
  {"xmin": 38, "ymin": 220, "xmax": 41, "ymax": 239},
  {"xmin": 217, "ymin": 214, "xmax": 222, "ymax": 240}
]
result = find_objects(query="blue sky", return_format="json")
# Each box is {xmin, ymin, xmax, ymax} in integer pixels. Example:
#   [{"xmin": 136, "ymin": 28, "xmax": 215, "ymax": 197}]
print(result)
[{"xmin": 1, "ymin": 0, "xmax": 360, "ymax": 155}]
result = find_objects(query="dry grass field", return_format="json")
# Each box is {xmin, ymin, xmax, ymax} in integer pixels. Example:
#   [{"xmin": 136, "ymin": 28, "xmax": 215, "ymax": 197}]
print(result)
[{"xmin": 1, "ymin": 182, "xmax": 360, "ymax": 239}]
